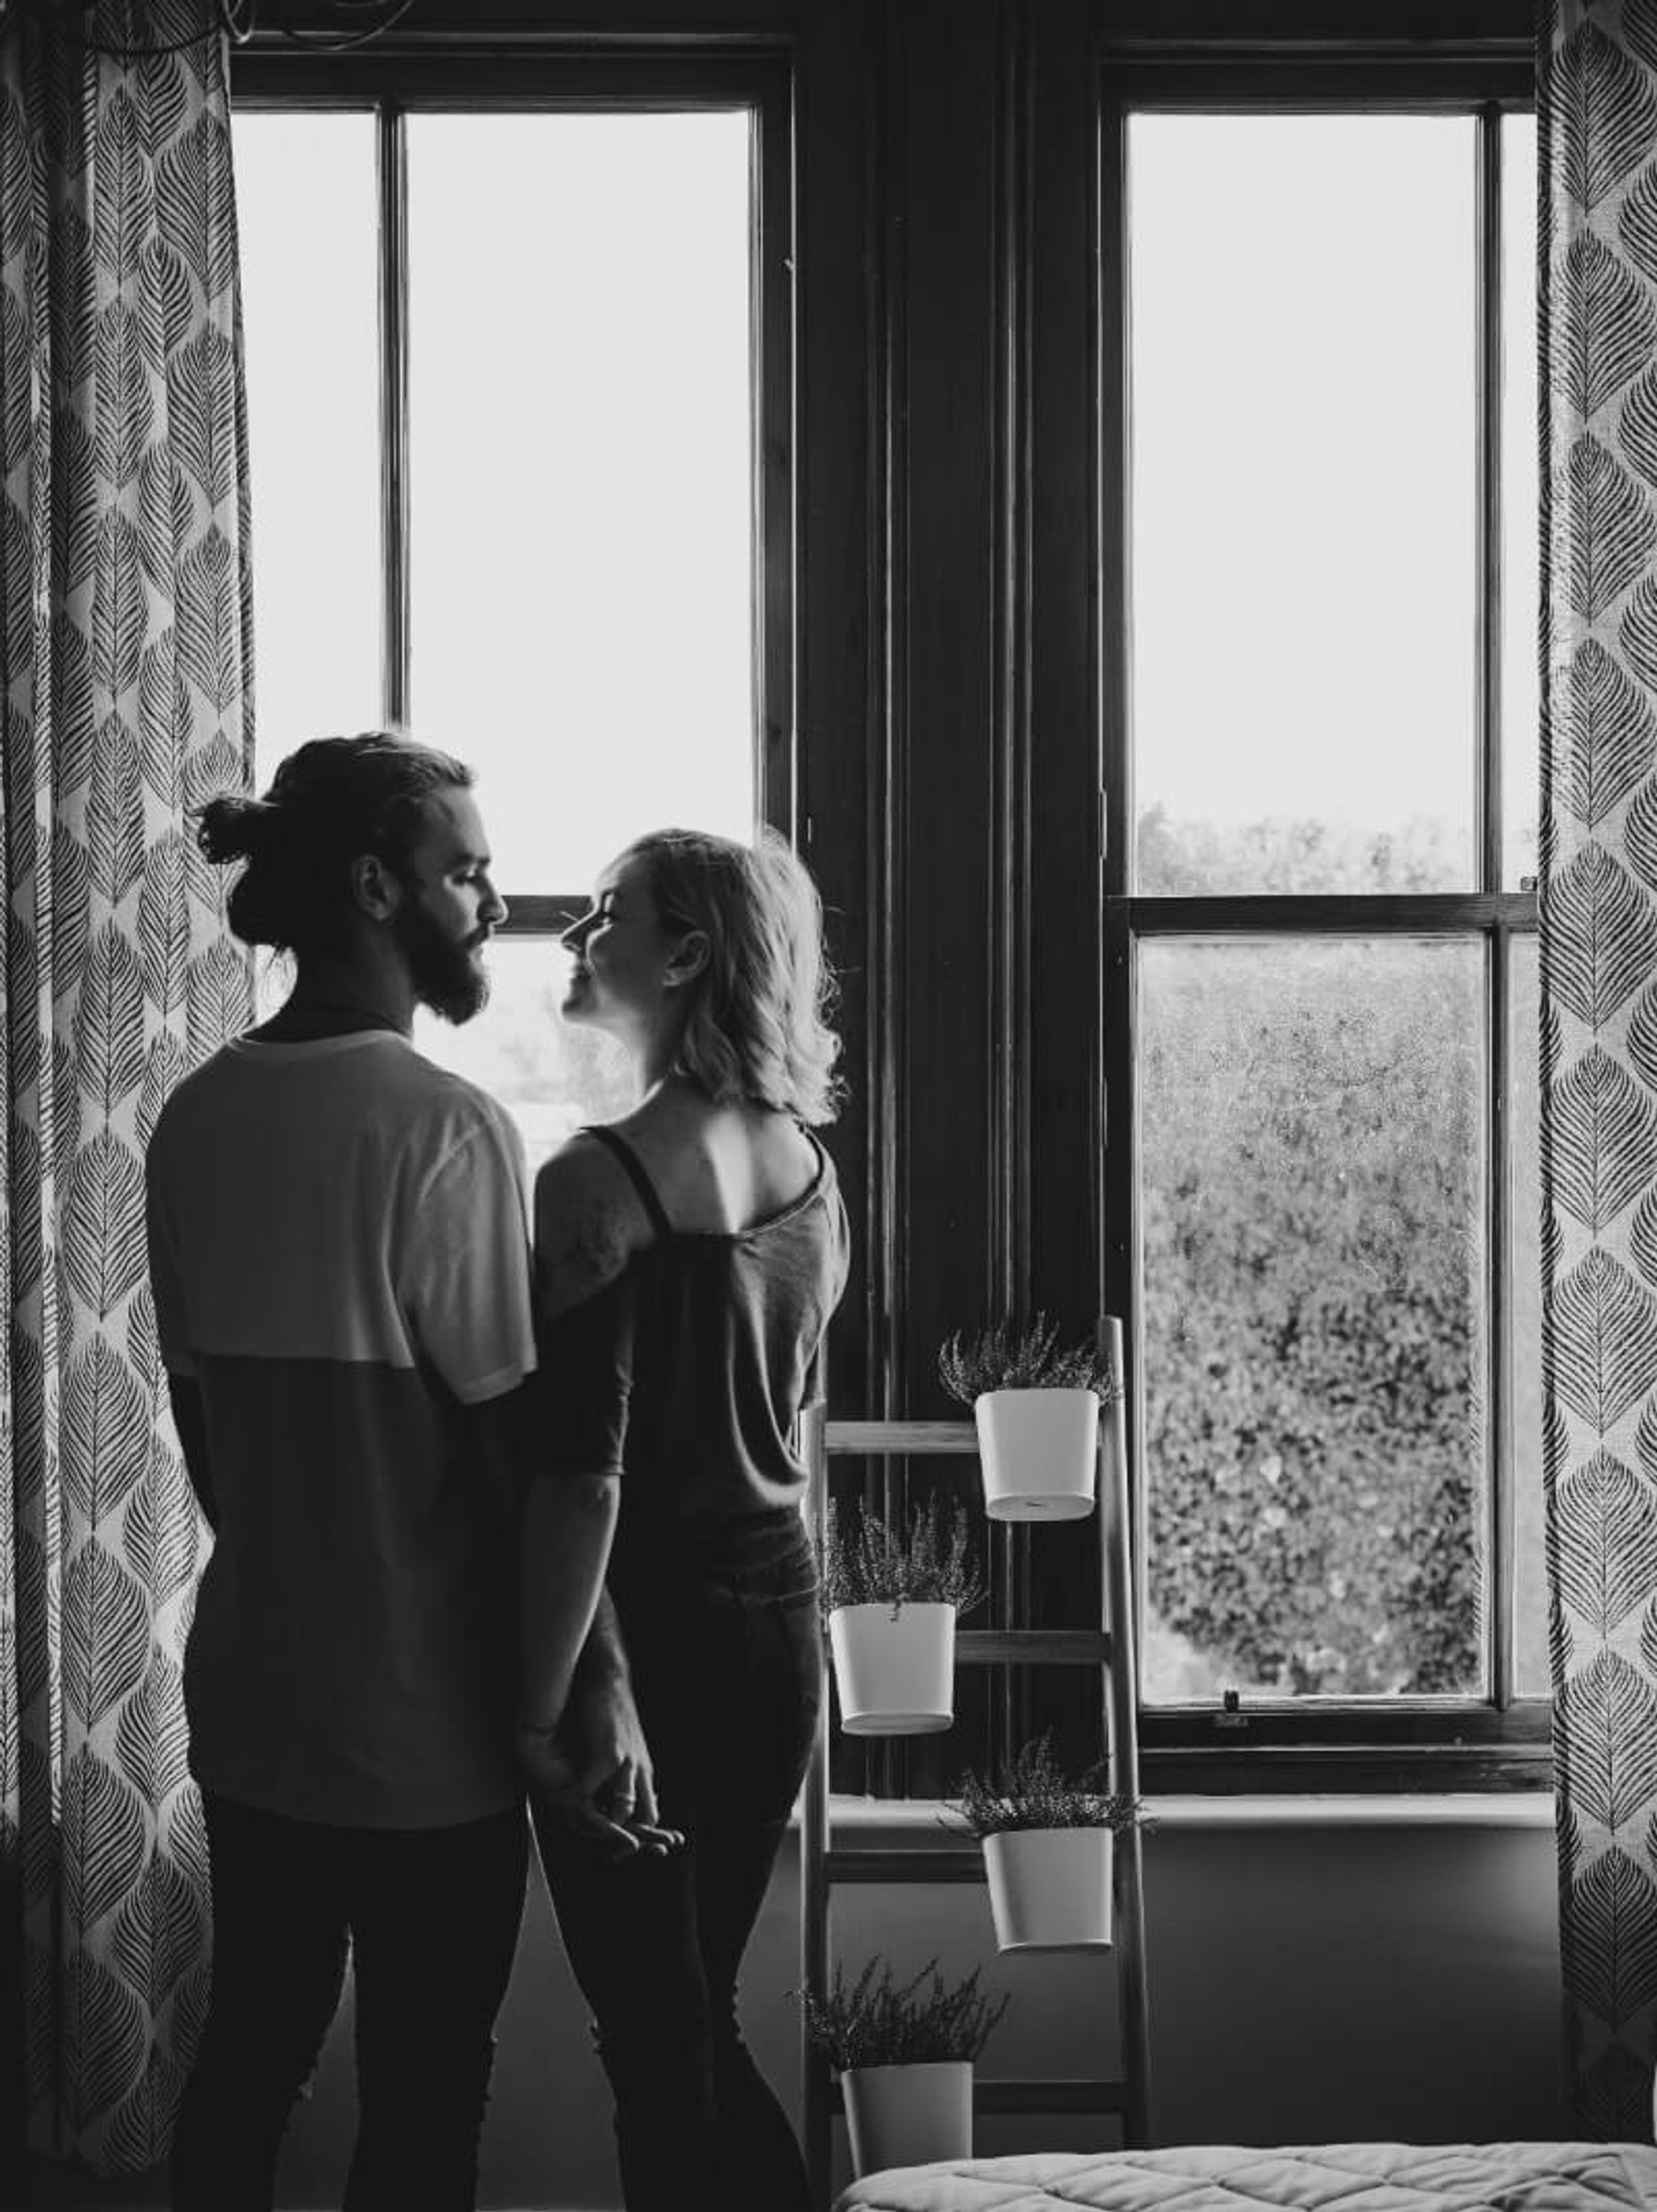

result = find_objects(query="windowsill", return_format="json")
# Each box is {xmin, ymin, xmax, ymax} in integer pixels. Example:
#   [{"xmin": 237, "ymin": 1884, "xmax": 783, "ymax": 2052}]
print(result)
[{"xmin": 805, "ymin": 1790, "xmax": 1555, "ymax": 1834}]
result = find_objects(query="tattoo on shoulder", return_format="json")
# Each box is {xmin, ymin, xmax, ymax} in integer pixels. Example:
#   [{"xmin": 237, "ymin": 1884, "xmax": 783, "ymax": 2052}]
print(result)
[{"xmin": 551, "ymin": 1200, "xmax": 633, "ymax": 1295}]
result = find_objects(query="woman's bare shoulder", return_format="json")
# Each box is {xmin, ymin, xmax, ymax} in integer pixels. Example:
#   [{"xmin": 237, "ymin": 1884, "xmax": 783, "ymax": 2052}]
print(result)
[{"xmin": 533, "ymin": 1132, "xmax": 654, "ymax": 1316}]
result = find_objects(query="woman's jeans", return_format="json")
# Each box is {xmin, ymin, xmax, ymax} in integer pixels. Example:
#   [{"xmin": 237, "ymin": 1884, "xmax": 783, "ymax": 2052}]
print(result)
[
  {"xmin": 169, "ymin": 1793, "xmax": 527, "ymax": 2212},
  {"xmin": 533, "ymin": 1510, "xmax": 823, "ymax": 2212}
]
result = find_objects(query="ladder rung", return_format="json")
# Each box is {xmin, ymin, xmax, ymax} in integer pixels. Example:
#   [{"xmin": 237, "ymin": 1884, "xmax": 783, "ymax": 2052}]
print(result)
[
  {"xmin": 825, "ymin": 1419, "xmax": 979, "ymax": 1454},
  {"xmin": 828, "ymin": 2077, "xmax": 1127, "ymax": 2116},
  {"xmin": 956, "ymin": 1629, "xmax": 1112, "ymax": 1665},
  {"xmin": 826, "ymin": 1847, "xmax": 982, "ymax": 1882}
]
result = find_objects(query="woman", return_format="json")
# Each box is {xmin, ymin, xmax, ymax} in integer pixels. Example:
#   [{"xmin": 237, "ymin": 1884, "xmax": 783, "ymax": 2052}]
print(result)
[{"xmin": 519, "ymin": 825, "xmax": 849, "ymax": 2212}]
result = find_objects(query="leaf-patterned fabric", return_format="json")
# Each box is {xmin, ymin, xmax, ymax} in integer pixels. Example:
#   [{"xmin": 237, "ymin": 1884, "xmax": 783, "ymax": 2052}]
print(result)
[
  {"xmin": 1543, "ymin": 0, "xmax": 1657, "ymax": 2143},
  {"xmin": 0, "ymin": 5, "xmax": 252, "ymax": 2172}
]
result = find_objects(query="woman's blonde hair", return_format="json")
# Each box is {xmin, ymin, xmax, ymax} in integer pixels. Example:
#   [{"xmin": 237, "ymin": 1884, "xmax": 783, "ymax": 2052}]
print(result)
[{"xmin": 620, "ymin": 825, "xmax": 843, "ymax": 1125}]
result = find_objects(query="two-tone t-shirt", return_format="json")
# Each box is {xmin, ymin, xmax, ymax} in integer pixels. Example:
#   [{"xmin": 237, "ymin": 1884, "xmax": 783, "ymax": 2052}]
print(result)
[{"xmin": 145, "ymin": 1031, "xmax": 535, "ymax": 1829}]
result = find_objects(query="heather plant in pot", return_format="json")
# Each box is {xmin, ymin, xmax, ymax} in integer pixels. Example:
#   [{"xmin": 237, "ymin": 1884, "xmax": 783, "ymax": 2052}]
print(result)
[
  {"xmin": 938, "ymin": 1312, "xmax": 1123, "ymax": 1522},
  {"xmin": 821, "ymin": 1494, "xmax": 986, "ymax": 1736},
  {"xmin": 943, "ymin": 1730, "xmax": 1150, "ymax": 1951},
  {"xmin": 797, "ymin": 1955, "xmax": 1010, "ymax": 2178}
]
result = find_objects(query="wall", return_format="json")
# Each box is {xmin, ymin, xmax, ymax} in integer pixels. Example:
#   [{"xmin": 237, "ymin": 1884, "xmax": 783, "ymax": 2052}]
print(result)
[{"xmin": 267, "ymin": 1803, "xmax": 1568, "ymax": 2207}]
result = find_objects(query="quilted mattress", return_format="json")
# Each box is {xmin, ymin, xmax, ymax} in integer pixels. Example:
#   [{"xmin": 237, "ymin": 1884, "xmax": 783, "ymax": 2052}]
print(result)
[{"xmin": 835, "ymin": 2140, "xmax": 1657, "ymax": 2212}]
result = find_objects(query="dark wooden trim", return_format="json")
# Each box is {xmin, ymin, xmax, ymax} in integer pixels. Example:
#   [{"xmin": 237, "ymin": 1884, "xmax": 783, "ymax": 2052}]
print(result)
[
  {"xmin": 232, "ymin": 49, "xmax": 797, "ymax": 100},
  {"xmin": 1093, "ymin": 0, "xmax": 1531, "ymax": 47},
  {"xmin": 956, "ymin": 1629, "xmax": 1114, "ymax": 1665},
  {"xmin": 1480, "ymin": 108, "xmax": 1518, "ymax": 1712},
  {"xmin": 990, "ymin": 0, "xmax": 1034, "ymax": 1322},
  {"xmin": 1139, "ymin": 1699, "xmax": 1552, "ymax": 1761},
  {"xmin": 377, "ymin": 103, "xmax": 408, "ymax": 728},
  {"xmin": 238, "ymin": 16, "xmax": 799, "ymax": 60},
  {"xmin": 866, "ymin": 0, "xmax": 905, "ymax": 1446},
  {"xmin": 1144, "ymin": 1744, "xmax": 1553, "ymax": 1793},
  {"xmin": 1478, "ymin": 106, "xmax": 1503, "ymax": 901},
  {"xmin": 1491, "ymin": 928, "xmax": 1519, "ymax": 1707},
  {"xmin": 1140, "ymin": 1696, "xmax": 1552, "ymax": 1735},
  {"xmin": 858, "ymin": 0, "xmax": 910, "ymax": 1808},
  {"xmin": 1097, "ymin": 89, "xmax": 1134, "ymax": 1386},
  {"xmin": 987, "ymin": 0, "xmax": 1036, "ymax": 1777},
  {"xmin": 753, "ymin": 60, "xmax": 798, "ymax": 841},
  {"xmin": 1020, "ymin": 0, "xmax": 1105, "ymax": 1783},
  {"xmin": 1100, "ymin": 57, "xmax": 1535, "ymax": 105},
  {"xmin": 1121, "ymin": 892, "xmax": 1540, "ymax": 933},
  {"xmin": 826, "ymin": 1848, "xmax": 985, "ymax": 1881}
]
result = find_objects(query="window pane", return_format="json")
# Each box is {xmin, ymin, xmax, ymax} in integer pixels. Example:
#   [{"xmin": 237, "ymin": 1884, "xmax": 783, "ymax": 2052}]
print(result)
[
  {"xmin": 1138, "ymin": 937, "xmax": 1488, "ymax": 1701},
  {"xmin": 234, "ymin": 112, "xmax": 381, "ymax": 753},
  {"xmin": 413, "ymin": 936, "xmax": 634, "ymax": 1175},
  {"xmin": 1130, "ymin": 117, "xmax": 1477, "ymax": 896},
  {"xmin": 1510, "ymin": 934, "xmax": 1547, "ymax": 1694},
  {"xmin": 406, "ymin": 113, "xmax": 756, "ymax": 894},
  {"xmin": 1503, "ymin": 113, "xmax": 1540, "ymax": 892}
]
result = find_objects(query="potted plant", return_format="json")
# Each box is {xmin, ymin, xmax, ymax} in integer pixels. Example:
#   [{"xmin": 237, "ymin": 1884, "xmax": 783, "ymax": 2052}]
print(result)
[
  {"xmin": 821, "ymin": 1494, "xmax": 986, "ymax": 1735},
  {"xmin": 943, "ymin": 1730, "xmax": 1150, "ymax": 1952},
  {"xmin": 797, "ymin": 1954, "xmax": 1009, "ymax": 2179},
  {"xmin": 938, "ymin": 1312, "xmax": 1123, "ymax": 1522}
]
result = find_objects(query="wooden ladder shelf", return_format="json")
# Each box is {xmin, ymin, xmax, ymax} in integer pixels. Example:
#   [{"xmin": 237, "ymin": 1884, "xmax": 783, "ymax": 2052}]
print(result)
[{"xmin": 797, "ymin": 1397, "xmax": 1153, "ymax": 2208}]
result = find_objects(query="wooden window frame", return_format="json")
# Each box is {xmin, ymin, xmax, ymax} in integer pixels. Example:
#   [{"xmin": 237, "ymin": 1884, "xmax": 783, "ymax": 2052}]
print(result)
[
  {"xmin": 230, "ymin": 47, "xmax": 797, "ymax": 938},
  {"xmin": 1100, "ymin": 52, "xmax": 1548, "ymax": 1791}
]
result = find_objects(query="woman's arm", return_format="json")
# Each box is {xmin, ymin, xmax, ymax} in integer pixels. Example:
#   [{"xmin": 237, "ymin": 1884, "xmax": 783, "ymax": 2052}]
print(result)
[
  {"xmin": 515, "ymin": 1465, "xmax": 620, "ymax": 1744},
  {"xmin": 526, "ymin": 1139, "xmax": 676, "ymax": 1847},
  {"xmin": 533, "ymin": 1135, "xmax": 652, "ymax": 1320}
]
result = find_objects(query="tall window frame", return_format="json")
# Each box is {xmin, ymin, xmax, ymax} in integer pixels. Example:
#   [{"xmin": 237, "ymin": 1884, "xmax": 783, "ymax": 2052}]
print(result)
[
  {"xmin": 1100, "ymin": 54, "xmax": 1548, "ymax": 1791},
  {"xmin": 229, "ymin": 47, "xmax": 798, "ymax": 944}
]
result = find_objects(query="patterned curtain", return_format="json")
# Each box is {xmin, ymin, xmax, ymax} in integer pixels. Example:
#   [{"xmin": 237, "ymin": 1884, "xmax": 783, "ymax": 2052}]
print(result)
[
  {"xmin": 1541, "ymin": 0, "xmax": 1657, "ymax": 2143},
  {"xmin": 0, "ymin": 3, "xmax": 252, "ymax": 2174}
]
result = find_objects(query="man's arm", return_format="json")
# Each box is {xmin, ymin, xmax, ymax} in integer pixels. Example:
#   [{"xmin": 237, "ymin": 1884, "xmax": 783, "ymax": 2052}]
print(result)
[
  {"xmin": 167, "ymin": 1376, "xmax": 217, "ymax": 1533},
  {"xmin": 463, "ymin": 1383, "xmax": 674, "ymax": 1856},
  {"xmin": 575, "ymin": 1585, "xmax": 631, "ymax": 1694}
]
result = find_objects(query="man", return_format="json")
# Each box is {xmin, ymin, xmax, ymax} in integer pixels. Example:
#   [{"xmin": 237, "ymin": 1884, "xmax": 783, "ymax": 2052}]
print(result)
[{"xmin": 146, "ymin": 732, "xmax": 662, "ymax": 2212}]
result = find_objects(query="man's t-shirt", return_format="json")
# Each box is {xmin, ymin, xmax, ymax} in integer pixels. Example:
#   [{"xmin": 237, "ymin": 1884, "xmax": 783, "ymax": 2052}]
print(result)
[{"xmin": 145, "ymin": 1031, "xmax": 535, "ymax": 1830}]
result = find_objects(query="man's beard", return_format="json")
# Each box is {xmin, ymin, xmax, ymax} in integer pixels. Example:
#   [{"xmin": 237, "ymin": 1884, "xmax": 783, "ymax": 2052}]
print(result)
[{"xmin": 394, "ymin": 898, "xmax": 489, "ymax": 1024}]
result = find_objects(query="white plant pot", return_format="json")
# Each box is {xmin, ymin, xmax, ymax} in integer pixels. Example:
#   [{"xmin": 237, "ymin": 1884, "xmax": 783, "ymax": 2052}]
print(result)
[
  {"xmin": 982, "ymin": 1825, "xmax": 1115, "ymax": 1951},
  {"xmin": 842, "ymin": 2059, "xmax": 973, "ymax": 2178},
  {"xmin": 828, "ymin": 1603, "xmax": 955, "ymax": 1735},
  {"xmin": 973, "ymin": 1388, "xmax": 1100, "ymax": 1521}
]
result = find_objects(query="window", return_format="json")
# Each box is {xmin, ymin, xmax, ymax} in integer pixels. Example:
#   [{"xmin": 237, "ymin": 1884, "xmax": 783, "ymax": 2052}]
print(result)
[
  {"xmin": 231, "ymin": 67, "xmax": 789, "ymax": 1167},
  {"xmin": 1108, "ymin": 75, "xmax": 1546, "ymax": 1783}
]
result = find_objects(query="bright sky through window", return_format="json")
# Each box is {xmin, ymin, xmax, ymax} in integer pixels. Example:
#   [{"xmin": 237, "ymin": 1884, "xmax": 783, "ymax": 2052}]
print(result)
[
  {"xmin": 1130, "ymin": 115, "xmax": 1501, "ymax": 894},
  {"xmin": 233, "ymin": 113, "xmax": 381, "ymax": 749},
  {"xmin": 406, "ymin": 113, "xmax": 755, "ymax": 893},
  {"xmin": 231, "ymin": 108, "xmax": 758, "ymax": 898}
]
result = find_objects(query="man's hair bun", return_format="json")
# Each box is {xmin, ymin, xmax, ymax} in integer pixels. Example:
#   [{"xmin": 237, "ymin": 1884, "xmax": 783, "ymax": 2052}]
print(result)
[{"xmin": 196, "ymin": 794, "xmax": 277, "ymax": 867}]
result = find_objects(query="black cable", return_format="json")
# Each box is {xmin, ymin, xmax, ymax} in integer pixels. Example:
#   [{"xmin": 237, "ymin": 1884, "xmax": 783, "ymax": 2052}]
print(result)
[{"xmin": 0, "ymin": 0, "xmax": 412, "ymax": 61}]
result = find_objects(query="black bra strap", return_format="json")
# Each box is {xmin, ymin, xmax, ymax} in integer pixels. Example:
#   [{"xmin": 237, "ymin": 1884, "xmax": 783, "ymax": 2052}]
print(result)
[{"xmin": 578, "ymin": 1125, "xmax": 673, "ymax": 1239}]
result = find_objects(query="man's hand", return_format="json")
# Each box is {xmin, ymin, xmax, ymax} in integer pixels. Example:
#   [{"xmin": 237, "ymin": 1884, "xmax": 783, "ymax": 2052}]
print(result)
[{"xmin": 516, "ymin": 1721, "xmax": 682, "ymax": 1862}]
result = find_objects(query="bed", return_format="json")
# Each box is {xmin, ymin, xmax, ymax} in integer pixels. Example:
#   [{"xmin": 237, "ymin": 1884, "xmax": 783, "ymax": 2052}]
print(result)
[{"xmin": 834, "ymin": 2140, "xmax": 1657, "ymax": 2212}]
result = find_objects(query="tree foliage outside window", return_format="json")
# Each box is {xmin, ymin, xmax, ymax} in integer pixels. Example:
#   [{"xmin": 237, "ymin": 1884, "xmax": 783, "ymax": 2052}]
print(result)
[
  {"xmin": 1137, "ymin": 878, "xmax": 1487, "ymax": 1702},
  {"xmin": 1122, "ymin": 101, "xmax": 1542, "ymax": 1761}
]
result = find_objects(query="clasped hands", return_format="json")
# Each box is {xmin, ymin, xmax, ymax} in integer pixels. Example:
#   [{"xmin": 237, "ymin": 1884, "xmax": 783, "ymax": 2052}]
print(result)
[{"xmin": 517, "ymin": 1675, "xmax": 683, "ymax": 1862}]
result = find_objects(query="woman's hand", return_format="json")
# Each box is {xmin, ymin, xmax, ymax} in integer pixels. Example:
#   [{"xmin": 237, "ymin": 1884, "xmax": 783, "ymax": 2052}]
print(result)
[
  {"xmin": 518, "ymin": 1709, "xmax": 682, "ymax": 1862},
  {"xmin": 565, "ymin": 1673, "xmax": 683, "ymax": 1854}
]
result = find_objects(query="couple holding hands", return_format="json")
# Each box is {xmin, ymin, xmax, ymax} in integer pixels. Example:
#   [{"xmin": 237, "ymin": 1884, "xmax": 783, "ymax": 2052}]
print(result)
[{"xmin": 144, "ymin": 730, "xmax": 847, "ymax": 2212}]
